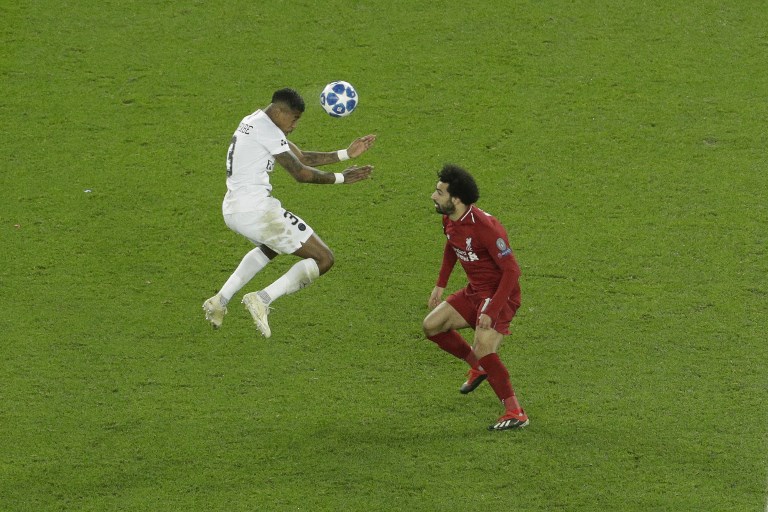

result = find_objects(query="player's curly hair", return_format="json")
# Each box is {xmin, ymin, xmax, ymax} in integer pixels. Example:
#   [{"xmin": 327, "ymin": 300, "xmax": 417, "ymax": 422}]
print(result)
[
  {"xmin": 438, "ymin": 164, "xmax": 479, "ymax": 205},
  {"xmin": 272, "ymin": 88, "xmax": 305, "ymax": 112}
]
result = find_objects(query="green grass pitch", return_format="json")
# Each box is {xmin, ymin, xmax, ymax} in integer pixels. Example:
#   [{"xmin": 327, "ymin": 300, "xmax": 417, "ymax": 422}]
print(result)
[{"xmin": 1, "ymin": 1, "xmax": 766, "ymax": 510}]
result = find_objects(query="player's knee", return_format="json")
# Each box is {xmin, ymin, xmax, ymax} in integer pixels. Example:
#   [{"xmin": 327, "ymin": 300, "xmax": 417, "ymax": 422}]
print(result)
[
  {"xmin": 473, "ymin": 333, "xmax": 502, "ymax": 360},
  {"xmin": 472, "ymin": 345, "xmax": 494, "ymax": 360},
  {"xmin": 316, "ymin": 248, "xmax": 335, "ymax": 275},
  {"xmin": 422, "ymin": 315, "xmax": 441, "ymax": 338}
]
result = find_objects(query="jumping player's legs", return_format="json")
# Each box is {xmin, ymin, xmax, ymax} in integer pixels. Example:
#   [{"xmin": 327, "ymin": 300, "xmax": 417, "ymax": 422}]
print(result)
[
  {"xmin": 259, "ymin": 233, "xmax": 332, "ymax": 305},
  {"xmin": 217, "ymin": 246, "xmax": 274, "ymax": 305},
  {"xmin": 237, "ymin": 205, "xmax": 334, "ymax": 337},
  {"xmin": 242, "ymin": 235, "xmax": 329, "ymax": 337},
  {"xmin": 205, "ymin": 200, "xmax": 322, "ymax": 334},
  {"xmin": 202, "ymin": 210, "xmax": 281, "ymax": 329},
  {"xmin": 291, "ymin": 234, "xmax": 334, "ymax": 274}
]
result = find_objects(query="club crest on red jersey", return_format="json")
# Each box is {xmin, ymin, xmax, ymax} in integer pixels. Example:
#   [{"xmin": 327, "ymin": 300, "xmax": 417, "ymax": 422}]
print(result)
[
  {"xmin": 453, "ymin": 237, "xmax": 479, "ymax": 262},
  {"xmin": 496, "ymin": 238, "xmax": 512, "ymax": 257}
]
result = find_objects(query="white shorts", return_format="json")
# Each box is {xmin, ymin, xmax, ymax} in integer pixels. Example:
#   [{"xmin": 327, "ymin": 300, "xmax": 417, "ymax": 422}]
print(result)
[{"xmin": 223, "ymin": 197, "xmax": 314, "ymax": 255}]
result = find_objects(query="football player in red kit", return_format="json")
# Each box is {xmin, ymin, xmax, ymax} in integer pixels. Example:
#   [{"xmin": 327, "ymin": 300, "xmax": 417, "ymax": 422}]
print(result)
[{"xmin": 423, "ymin": 164, "xmax": 528, "ymax": 431}]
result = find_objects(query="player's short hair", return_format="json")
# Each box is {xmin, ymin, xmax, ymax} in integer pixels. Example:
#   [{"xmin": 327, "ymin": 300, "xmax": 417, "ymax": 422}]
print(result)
[
  {"xmin": 438, "ymin": 164, "xmax": 480, "ymax": 205},
  {"xmin": 271, "ymin": 88, "xmax": 305, "ymax": 112}
]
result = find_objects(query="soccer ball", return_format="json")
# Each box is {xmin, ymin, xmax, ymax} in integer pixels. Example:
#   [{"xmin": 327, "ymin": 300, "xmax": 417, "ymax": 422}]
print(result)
[{"xmin": 320, "ymin": 81, "xmax": 358, "ymax": 117}]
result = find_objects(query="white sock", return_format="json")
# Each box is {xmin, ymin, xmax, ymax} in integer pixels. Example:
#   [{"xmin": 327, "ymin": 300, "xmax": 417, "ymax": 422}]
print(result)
[
  {"xmin": 219, "ymin": 248, "xmax": 270, "ymax": 304},
  {"xmin": 262, "ymin": 258, "xmax": 320, "ymax": 304}
]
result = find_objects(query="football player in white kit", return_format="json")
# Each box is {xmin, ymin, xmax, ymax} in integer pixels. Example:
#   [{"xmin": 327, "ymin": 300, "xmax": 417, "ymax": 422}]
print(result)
[{"xmin": 203, "ymin": 88, "xmax": 376, "ymax": 337}]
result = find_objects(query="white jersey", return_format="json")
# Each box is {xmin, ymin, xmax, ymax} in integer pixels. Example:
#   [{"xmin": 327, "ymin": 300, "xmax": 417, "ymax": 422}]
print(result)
[{"xmin": 222, "ymin": 109, "xmax": 291, "ymax": 214}]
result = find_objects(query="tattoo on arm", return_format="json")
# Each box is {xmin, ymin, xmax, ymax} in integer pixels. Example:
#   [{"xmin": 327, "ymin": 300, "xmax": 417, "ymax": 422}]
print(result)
[
  {"xmin": 276, "ymin": 152, "xmax": 304, "ymax": 177},
  {"xmin": 286, "ymin": 141, "xmax": 337, "ymax": 167},
  {"xmin": 299, "ymin": 151, "xmax": 339, "ymax": 167},
  {"xmin": 275, "ymin": 152, "xmax": 335, "ymax": 184}
]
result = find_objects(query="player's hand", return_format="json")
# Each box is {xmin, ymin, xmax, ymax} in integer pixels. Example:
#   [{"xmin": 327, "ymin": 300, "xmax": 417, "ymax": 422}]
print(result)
[
  {"xmin": 428, "ymin": 286, "xmax": 445, "ymax": 310},
  {"xmin": 477, "ymin": 313, "xmax": 492, "ymax": 330},
  {"xmin": 341, "ymin": 165, "xmax": 373, "ymax": 184},
  {"xmin": 347, "ymin": 134, "xmax": 376, "ymax": 158}
]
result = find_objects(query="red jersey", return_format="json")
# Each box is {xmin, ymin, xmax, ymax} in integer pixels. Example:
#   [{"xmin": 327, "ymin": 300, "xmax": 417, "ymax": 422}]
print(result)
[{"xmin": 436, "ymin": 205, "xmax": 521, "ymax": 321}]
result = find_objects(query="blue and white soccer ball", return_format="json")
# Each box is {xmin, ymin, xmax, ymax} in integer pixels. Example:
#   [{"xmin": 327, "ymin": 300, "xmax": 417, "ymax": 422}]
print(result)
[{"xmin": 320, "ymin": 81, "xmax": 358, "ymax": 117}]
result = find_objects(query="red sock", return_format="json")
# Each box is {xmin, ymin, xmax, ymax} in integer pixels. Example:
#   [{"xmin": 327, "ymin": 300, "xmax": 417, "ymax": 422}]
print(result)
[
  {"xmin": 428, "ymin": 331, "xmax": 478, "ymax": 367},
  {"xmin": 478, "ymin": 353, "xmax": 522, "ymax": 413}
]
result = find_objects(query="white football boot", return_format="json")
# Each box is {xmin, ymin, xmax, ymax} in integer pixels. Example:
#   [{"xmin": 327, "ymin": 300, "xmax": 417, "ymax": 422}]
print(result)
[
  {"xmin": 202, "ymin": 294, "xmax": 227, "ymax": 329},
  {"xmin": 242, "ymin": 292, "xmax": 271, "ymax": 338}
]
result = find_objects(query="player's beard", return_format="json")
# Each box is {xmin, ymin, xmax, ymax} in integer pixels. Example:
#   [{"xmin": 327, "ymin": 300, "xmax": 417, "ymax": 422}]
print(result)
[{"xmin": 434, "ymin": 200, "xmax": 455, "ymax": 215}]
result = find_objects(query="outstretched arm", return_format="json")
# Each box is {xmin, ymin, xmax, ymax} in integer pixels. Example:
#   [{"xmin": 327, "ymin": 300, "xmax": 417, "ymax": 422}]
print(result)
[
  {"xmin": 287, "ymin": 135, "xmax": 376, "ymax": 167},
  {"xmin": 275, "ymin": 151, "xmax": 373, "ymax": 184},
  {"xmin": 345, "ymin": 134, "xmax": 377, "ymax": 158}
]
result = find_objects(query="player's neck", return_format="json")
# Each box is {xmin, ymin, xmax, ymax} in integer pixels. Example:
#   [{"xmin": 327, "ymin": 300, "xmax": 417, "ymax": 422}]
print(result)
[
  {"xmin": 264, "ymin": 104, "xmax": 277, "ymax": 121},
  {"xmin": 448, "ymin": 203, "xmax": 469, "ymax": 221}
]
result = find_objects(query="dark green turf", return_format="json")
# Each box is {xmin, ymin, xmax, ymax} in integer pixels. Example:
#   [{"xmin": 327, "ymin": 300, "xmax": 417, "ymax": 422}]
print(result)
[{"xmin": 2, "ymin": 1, "xmax": 766, "ymax": 510}]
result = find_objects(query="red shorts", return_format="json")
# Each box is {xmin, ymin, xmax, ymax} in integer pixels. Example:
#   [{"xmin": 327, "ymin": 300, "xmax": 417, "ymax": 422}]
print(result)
[{"xmin": 446, "ymin": 287, "xmax": 519, "ymax": 335}]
